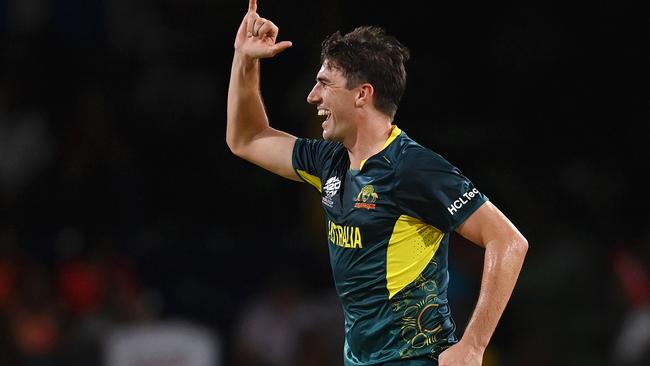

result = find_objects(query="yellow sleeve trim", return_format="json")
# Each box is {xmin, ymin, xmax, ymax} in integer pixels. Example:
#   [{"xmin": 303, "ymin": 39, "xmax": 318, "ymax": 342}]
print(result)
[
  {"xmin": 386, "ymin": 215, "xmax": 444, "ymax": 299},
  {"xmin": 359, "ymin": 125, "xmax": 402, "ymax": 170},
  {"xmin": 296, "ymin": 169, "xmax": 322, "ymax": 193}
]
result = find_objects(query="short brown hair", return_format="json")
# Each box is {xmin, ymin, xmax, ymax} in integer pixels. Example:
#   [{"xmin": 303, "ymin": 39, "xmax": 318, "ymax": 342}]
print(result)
[{"xmin": 320, "ymin": 26, "xmax": 410, "ymax": 118}]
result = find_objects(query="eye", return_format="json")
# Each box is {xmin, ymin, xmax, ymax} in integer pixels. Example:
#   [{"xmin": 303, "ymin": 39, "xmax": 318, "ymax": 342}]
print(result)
[{"xmin": 316, "ymin": 78, "xmax": 329, "ymax": 88}]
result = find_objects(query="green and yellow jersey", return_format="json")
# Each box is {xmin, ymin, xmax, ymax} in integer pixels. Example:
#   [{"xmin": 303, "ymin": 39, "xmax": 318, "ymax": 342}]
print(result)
[{"xmin": 292, "ymin": 125, "xmax": 488, "ymax": 365}]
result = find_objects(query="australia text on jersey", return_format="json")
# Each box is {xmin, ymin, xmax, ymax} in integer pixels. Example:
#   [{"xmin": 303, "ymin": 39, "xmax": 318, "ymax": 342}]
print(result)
[{"xmin": 328, "ymin": 220, "xmax": 363, "ymax": 248}]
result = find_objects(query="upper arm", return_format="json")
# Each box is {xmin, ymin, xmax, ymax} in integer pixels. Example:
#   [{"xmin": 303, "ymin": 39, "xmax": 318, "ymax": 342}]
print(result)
[
  {"xmin": 231, "ymin": 127, "xmax": 301, "ymax": 181},
  {"xmin": 455, "ymin": 201, "xmax": 528, "ymax": 249}
]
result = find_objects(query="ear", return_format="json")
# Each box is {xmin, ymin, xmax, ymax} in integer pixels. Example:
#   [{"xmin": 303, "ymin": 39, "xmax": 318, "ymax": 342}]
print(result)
[{"xmin": 354, "ymin": 83, "xmax": 374, "ymax": 107}]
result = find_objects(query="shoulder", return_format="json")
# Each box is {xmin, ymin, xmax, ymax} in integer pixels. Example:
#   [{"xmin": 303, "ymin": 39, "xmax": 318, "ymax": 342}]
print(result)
[
  {"xmin": 295, "ymin": 137, "xmax": 343, "ymax": 153},
  {"xmin": 391, "ymin": 133, "xmax": 457, "ymax": 174},
  {"xmin": 294, "ymin": 137, "xmax": 345, "ymax": 160}
]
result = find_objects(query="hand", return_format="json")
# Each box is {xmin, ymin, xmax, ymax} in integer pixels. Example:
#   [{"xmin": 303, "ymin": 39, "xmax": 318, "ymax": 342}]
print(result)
[
  {"xmin": 438, "ymin": 341, "xmax": 484, "ymax": 366},
  {"xmin": 233, "ymin": 0, "xmax": 292, "ymax": 59}
]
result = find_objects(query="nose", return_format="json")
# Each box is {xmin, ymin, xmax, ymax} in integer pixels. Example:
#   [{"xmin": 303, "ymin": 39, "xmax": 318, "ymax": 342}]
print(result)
[{"xmin": 306, "ymin": 84, "xmax": 320, "ymax": 105}]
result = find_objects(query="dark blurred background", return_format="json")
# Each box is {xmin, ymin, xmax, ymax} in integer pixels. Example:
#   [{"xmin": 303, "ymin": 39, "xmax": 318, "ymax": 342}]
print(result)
[{"xmin": 0, "ymin": 0, "xmax": 648, "ymax": 365}]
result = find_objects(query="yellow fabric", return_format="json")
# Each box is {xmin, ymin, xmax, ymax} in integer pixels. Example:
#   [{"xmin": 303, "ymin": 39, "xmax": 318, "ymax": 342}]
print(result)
[
  {"xmin": 386, "ymin": 215, "xmax": 444, "ymax": 299},
  {"xmin": 297, "ymin": 169, "xmax": 322, "ymax": 193},
  {"xmin": 359, "ymin": 125, "xmax": 402, "ymax": 170}
]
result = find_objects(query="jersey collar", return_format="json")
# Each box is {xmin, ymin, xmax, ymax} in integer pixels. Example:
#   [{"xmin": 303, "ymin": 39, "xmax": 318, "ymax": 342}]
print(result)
[{"xmin": 359, "ymin": 125, "xmax": 402, "ymax": 170}]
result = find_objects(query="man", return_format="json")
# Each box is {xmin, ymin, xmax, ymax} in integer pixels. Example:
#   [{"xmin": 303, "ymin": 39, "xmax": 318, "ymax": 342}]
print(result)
[{"xmin": 227, "ymin": 1, "xmax": 528, "ymax": 365}]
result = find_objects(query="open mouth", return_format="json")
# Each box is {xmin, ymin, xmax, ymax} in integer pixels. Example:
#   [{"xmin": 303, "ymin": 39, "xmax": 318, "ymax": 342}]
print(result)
[{"xmin": 317, "ymin": 109, "xmax": 331, "ymax": 118}]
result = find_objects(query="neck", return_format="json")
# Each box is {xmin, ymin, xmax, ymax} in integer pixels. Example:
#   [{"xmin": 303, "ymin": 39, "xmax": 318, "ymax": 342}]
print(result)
[{"xmin": 345, "ymin": 113, "xmax": 394, "ymax": 170}]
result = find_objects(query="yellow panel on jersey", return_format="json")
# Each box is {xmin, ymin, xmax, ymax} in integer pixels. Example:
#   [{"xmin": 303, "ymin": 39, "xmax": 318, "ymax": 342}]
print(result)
[
  {"xmin": 297, "ymin": 169, "xmax": 322, "ymax": 193},
  {"xmin": 386, "ymin": 215, "xmax": 444, "ymax": 299}
]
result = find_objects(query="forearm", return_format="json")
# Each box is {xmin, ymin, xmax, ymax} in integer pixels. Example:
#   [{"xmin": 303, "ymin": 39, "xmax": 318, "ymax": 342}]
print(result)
[
  {"xmin": 226, "ymin": 52, "xmax": 269, "ymax": 153},
  {"xmin": 461, "ymin": 237, "xmax": 528, "ymax": 349}
]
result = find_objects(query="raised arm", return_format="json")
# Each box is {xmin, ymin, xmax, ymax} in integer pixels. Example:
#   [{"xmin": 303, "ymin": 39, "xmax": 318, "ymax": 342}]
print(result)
[
  {"xmin": 227, "ymin": 0, "xmax": 299, "ymax": 181},
  {"xmin": 439, "ymin": 201, "xmax": 528, "ymax": 366}
]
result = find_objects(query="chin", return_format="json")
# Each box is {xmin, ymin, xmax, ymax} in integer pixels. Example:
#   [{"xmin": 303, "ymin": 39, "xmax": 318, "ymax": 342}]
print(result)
[
  {"xmin": 322, "ymin": 131, "xmax": 341, "ymax": 142},
  {"xmin": 322, "ymin": 122, "xmax": 344, "ymax": 142}
]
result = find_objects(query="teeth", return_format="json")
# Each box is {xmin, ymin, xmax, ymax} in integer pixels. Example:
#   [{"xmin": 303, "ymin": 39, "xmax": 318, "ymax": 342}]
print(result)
[{"xmin": 318, "ymin": 110, "xmax": 331, "ymax": 116}]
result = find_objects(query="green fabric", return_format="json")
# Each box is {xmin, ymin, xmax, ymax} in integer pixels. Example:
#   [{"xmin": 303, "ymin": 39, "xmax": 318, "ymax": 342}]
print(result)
[{"xmin": 292, "ymin": 128, "xmax": 487, "ymax": 365}]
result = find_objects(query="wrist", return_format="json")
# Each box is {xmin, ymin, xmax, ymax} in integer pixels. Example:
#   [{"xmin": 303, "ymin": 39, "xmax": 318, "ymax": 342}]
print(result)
[
  {"xmin": 232, "ymin": 51, "xmax": 260, "ymax": 80},
  {"xmin": 459, "ymin": 334, "xmax": 488, "ymax": 353},
  {"xmin": 233, "ymin": 50, "xmax": 258, "ymax": 66}
]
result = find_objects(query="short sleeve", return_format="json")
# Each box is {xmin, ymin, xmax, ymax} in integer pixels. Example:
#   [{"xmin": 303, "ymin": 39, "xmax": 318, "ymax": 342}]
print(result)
[
  {"xmin": 292, "ymin": 138, "xmax": 339, "ymax": 194},
  {"xmin": 394, "ymin": 147, "xmax": 488, "ymax": 232}
]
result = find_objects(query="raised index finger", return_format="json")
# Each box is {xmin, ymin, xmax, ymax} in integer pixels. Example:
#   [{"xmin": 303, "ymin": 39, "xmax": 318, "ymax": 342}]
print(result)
[{"xmin": 248, "ymin": 0, "xmax": 257, "ymax": 13}]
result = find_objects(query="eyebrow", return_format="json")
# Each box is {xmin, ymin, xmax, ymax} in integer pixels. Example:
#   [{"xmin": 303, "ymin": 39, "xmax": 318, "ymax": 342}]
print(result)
[{"xmin": 316, "ymin": 76, "xmax": 330, "ymax": 84}]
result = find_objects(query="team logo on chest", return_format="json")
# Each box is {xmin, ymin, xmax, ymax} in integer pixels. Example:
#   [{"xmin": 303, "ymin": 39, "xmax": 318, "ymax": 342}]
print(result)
[
  {"xmin": 322, "ymin": 176, "xmax": 341, "ymax": 207},
  {"xmin": 354, "ymin": 185, "xmax": 378, "ymax": 210}
]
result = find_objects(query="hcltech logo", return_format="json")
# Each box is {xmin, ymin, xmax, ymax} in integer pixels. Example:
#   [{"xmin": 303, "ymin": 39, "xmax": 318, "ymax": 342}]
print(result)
[
  {"xmin": 322, "ymin": 176, "xmax": 341, "ymax": 207},
  {"xmin": 447, "ymin": 188, "xmax": 480, "ymax": 215},
  {"xmin": 354, "ymin": 185, "xmax": 378, "ymax": 209}
]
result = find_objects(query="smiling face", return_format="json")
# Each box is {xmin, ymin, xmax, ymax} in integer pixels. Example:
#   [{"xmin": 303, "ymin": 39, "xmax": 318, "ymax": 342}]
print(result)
[{"xmin": 306, "ymin": 60, "xmax": 359, "ymax": 142}]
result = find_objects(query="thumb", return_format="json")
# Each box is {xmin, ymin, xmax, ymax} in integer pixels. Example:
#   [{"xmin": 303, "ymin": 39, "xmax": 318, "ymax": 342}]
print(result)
[{"xmin": 269, "ymin": 41, "xmax": 293, "ymax": 56}]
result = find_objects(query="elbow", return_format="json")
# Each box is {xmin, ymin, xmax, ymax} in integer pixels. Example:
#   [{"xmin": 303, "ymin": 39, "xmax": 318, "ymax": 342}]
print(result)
[
  {"xmin": 226, "ymin": 136, "xmax": 245, "ymax": 158},
  {"xmin": 513, "ymin": 234, "xmax": 529, "ymax": 259},
  {"xmin": 226, "ymin": 137, "xmax": 238, "ymax": 155}
]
